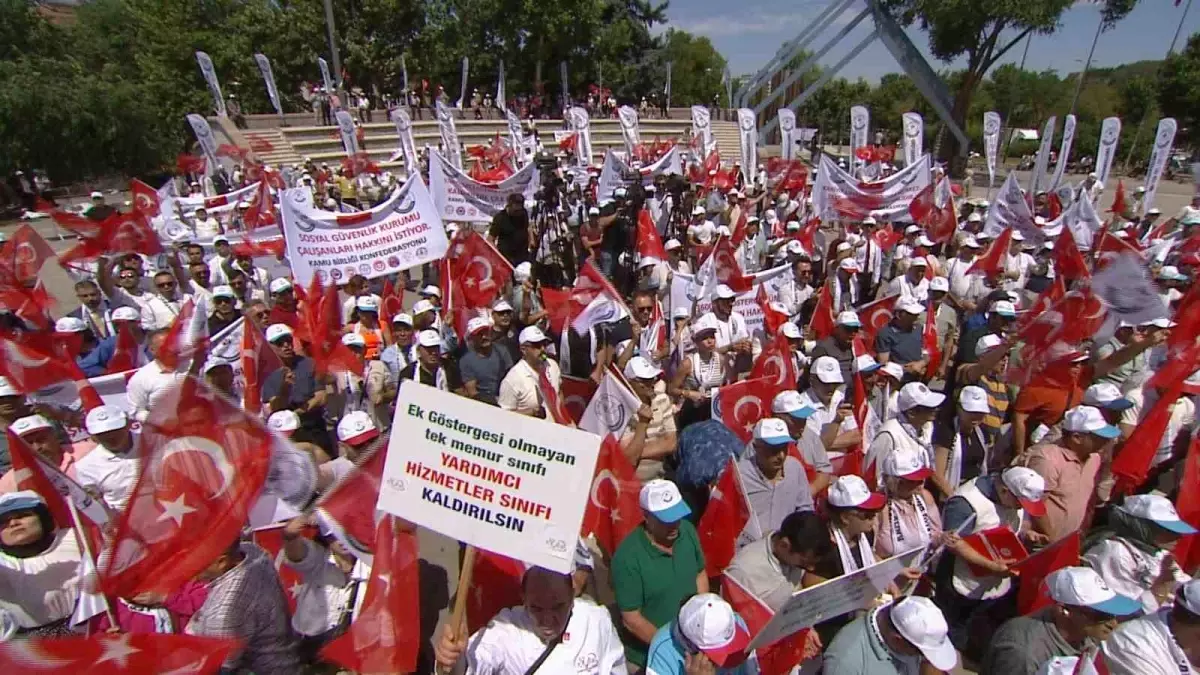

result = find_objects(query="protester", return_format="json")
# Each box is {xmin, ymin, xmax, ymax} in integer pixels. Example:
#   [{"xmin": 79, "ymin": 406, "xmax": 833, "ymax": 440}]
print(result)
[
  {"xmin": 459, "ymin": 316, "xmax": 513, "ymax": 406},
  {"xmin": 873, "ymin": 445, "xmax": 943, "ymax": 559},
  {"xmin": 497, "ymin": 326, "xmax": 558, "ymax": 416},
  {"xmin": 621, "ymin": 356, "xmax": 678, "ymax": 480},
  {"xmin": 645, "ymin": 593, "xmax": 755, "ymax": 674},
  {"xmin": 262, "ymin": 323, "xmax": 333, "ymax": 453},
  {"xmin": 1102, "ymin": 578, "xmax": 1200, "ymax": 674},
  {"xmin": 1022, "ymin": 405, "xmax": 1118, "ymax": 541},
  {"xmin": 668, "ymin": 318, "xmax": 728, "ymax": 429},
  {"xmin": 726, "ymin": 511, "xmax": 831, "ymax": 612},
  {"xmin": 866, "ymin": 382, "xmax": 944, "ymax": 491},
  {"xmin": 74, "ymin": 405, "xmax": 141, "ymax": 510},
  {"xmin": 280, "ymin": 513, "xmax": 369, "ymax": 659},
  {"xmin": 823, "ymin": 595, "xmax": 958, "ymax": 674}
]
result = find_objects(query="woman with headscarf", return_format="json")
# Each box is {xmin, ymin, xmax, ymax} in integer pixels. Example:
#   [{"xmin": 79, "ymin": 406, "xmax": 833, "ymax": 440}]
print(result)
[
  {"xmin": 0, "ymin": 491, "xmax": 83, "ymax": 638},
  {"xmin": 1084, "ymin": 494, "xmax": 1195, "ymax": 614},
  {"xmin": 874, "ymin": 446, "xmax": 944, "ymax": 560}
]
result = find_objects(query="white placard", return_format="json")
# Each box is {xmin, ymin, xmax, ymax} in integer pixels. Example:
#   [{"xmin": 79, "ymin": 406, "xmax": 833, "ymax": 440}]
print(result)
[
  {"xmin": 427, "ymin": 150, "xmax": 541, "ymax": 223},
  {"xmin": 669, "ymin": 264, "xmax": 789, "ymax": 336},
  {"xmin": 595, "ymin": 147, "xmax": 683, "ymax": 201},
  {"xmin": 377, "ymin": 381, "xmax": 602, "ymax": 574},
  {"xmin": 748, "ymin": 548, "xmax": 923, "ymax": 650}
]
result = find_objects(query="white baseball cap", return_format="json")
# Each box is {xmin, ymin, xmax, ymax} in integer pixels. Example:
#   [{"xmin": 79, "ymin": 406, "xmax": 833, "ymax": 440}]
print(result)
[
  {"xmin": 265, "ymin": 323, "xmax": 294, "ymax": 344},
  {"xmin": 639, "ymin": 479, "xmax": 691, "ymax": 523},
  {"xmin": 785, "ymin": 240, "xmax": 806, "ymax": 254},
  {"xmin": 715, "ymin": 226, "xmax": 732, "ymax": 238},
  {"xmin": 1082, "ymin": 383, "xmax": 1134, "ymax": 411},
  {"xmin": 412, "ymin": 299, "xmax": 436, "ymax": 315},
  {"xmin": 85, "ymin": 405, "xmax": 128, "ymax": 435},
  {"xmin": 90, "ymin": 191, "xmax": 104, "ymax": 199},
  {"xmin": 588, "ymin": 206, "xmax": 600, "ymax": 216},
  {"xmin": 897, "ymin": 382, "xmax": 946, "ymax": 412},
  {"xmin": 1176, "ymin": 579, "xmax": 1200, "ymax": 615},
  {"xmin": 11, "ymin": 415, "xmax": 52, "ymax": 437},
  {"xmin": 879, "ymin": 362, "xmax": 904, "ymax": 381},
  {"xmin": 836, "ymin": 311, "xmax": 861, "ymax": 328},
  {"xmin": 336, "ymin": 410, "xmax": 379, "ymax": 445},
  {"xmin": 988, "ymin": 300, "xmax": 1017, "ymax": 318},
  {"xmin": 714, "ymin": 284, "xmax": 737, "ymax": 300},
  {"xmin": 1118, "ymin": 494, "xmax": 1198, "ymax": 535},
  {"xmin": 1140, "ymin": 317, "xmax": 1178, "ymax": 329},
  {"xmin": 637, "ymin": 256, "xmax": 660, "ymax": 270},
  {"xmin": 904, "ymin": 225, "xmax": 921, "ymax": 235},
  {"xmin": 862, "ymin": 215, "xmax": 877, "ymax": 225},
  {"xmin": 677, "ymin": 594, "xmax": 752, "ymax": 667},
  {"xmin": 1045, "ymin": 567, "xmax": 1141, "ymax": 615},
  {"xmin": 1012, "ymin": 230, "xmax": 1028, "ymax": 241},
  {"xmin": 962, "ymin": 235, "xmax": 981, "ymax": 248},
  {"xmin": 916, "ymin": 235, "xmax": 936, "ymax": 247},
  {"xmin": 771, "ymin": 390, "xmax": 816, "ymax": 420},
  {"xmin": 882, "ymin": 445, "xmax": 933, "ymax": 481},
  {"xmin": 1000, "ymin": 466, "xmax": 1048, "ymax": 516},
  {"xmin": 211, "ymin": 285, "xmax": 235, "ymax": 300},
  {"xmin": 966, "ymin": 212, "xmax": 982, "ymax": 223},
  {"xmin": 0, "ymin": 491, "xmax": 46, "ymax": 518},
  {"xmin": 392, "ymin": 313, "xmax": 414, "ymax": 326},
  {"xmin": 1062, "ymin": 405, "xmax": 1120, "ymax": 439},
  {"xmin": 975, "ymin": 333, "xmax": 1003, "ymax": 354},
  {"xmin": 466, "ymin": 316, "xmax": 493, "ymax": 337},
  {"xmin": 54, "ymin": 317, "xmax": 87, "ymax": 333},
  {"xmin": 855, "ymin": 354, "xmax": 881, "ymax": 374},
  {"xmin": 0, "ymin": 376, "xmax": 17, "ymax": 397},
  {"xmin": 958, "ymin": 385, "xmax": 990, "ymax": 414},
  {"xmin": 786, "ymin": 221, "xmax": 801, "ymax": 232},
  {"xmin": 269, "ymin": 278, "xmax": 293, "ymax": 294},
  {"xmin": 781, "ymin": 322, "xmax": 802, "ymax": 339},
  {"xmin": 618, "ymin": 353, "xmax": 662, "ymax": 381},
  {"xmin": 112, "ymin": 306, "xmax": 140, "ymax": 322},
  {"xmin": 672, "ymin": 307, "xmax": 691, "ymax": 320},
  {"xmin": 828, "ymin": 475, "xmax": 886, "ymax": 510},
  {"xmin": 356, "ymin": 296, "xmax": 380, "ymax": 312},
  {"xmin": 753, "ymin": 418, "xmax": 792, "ymax": 446},
  {"xmin": 421, "ymin": 285, "xmax": 443, "ymax": 298},
  {"xmin": 908, "ymin": 256, "xmax": 928, "ymax": 268},
  {"xmin": 836, "ymin": 242, "xmax": 853, "ymax": 254},
  {"xmin": 514, "ymin": 262, "xmax": 533, "ymax": 282},
  {"xmin": 518, "ymin": 326, "xmax": 551, "ymax": 345},
  {"xmin": 890, "ymin": 596, "xmax": 957, "ymax": 672},
  {"xmin": 811, "ymin": 355, "xmax": 844, "ymax": 384},
  {"xmin": 416, "ymin": 329, "xmax": 442, "ymax": 348},
  {"xmin": 267, "ymin": 410, "xmax": 300, "ymax": 435},
  {"xmin": 897, "ymin": 300, "xmax": 924, "ymax": 315},
  {"xmin": 664, "ymin": 239, "xmax": 682, "ymax": 251},
  {"xmin": 492, "ymin": 299, "xmax": 514, "ymax": 313},
  {"xmin": 929, "ymin": 276, "xmax": 949, "ymax": 292},
  {"xmin": 692, "ymin": 205, "xmax": 706, "ymax": 216},
  {"xmin": 341, "ymin": 332, "xmax": 366, "ymax": 348},
  {"xmin": 838, "ymin": 258, "xmax": 860, "ymax": 273}
]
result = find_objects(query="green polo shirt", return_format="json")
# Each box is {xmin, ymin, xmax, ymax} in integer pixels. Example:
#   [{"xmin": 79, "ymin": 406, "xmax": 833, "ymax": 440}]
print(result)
[{"xmin": 611, "ymin": 520, "xmax": 706, "ymax": 667}]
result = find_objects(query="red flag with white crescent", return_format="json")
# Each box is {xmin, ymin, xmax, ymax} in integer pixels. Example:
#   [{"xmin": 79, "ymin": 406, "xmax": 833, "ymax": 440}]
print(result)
[
  {"xmin": 581, "ymin": 434, "xmax": 643, "ymax": 555},
  {"xmin": 716, "ymin": 376, "xmax": 783, "ymax": 443},
  {"xmin": 697, "ymin": 458, "xmax": 751, "ymax": 577},
  {"xmin": 104, "ymin": 322, "xmax": 144, "ymax": 375},
  {"xmin": 967, "ymin": 227, "xmax": 1013, "ymax": 277},
  {"xmin": 722, "ymin": 574, "xmax": 816, "ymax": 675},
  {"xmin": 0, "ymin": 633, "xmax": 240, "ymax": 674},
  {"xmin": 856, "ymin": 293, "xmax": 900, "ymax": 348},
  {"xmin": 807, "ymin": 280, "xmax": 835, "ymax": 341}
]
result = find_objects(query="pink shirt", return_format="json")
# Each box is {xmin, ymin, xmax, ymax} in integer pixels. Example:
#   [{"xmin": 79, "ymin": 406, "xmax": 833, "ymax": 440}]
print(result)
[
  {"xmin": 0, "ymin": 441, "xmax": 96, "ymax": 493},
  {"xmin": 1024, "ymin": 443, "xmax": 1100, "ymax": 541}
]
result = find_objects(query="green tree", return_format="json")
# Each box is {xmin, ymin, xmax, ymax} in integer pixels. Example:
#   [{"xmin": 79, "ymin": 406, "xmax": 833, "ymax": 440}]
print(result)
[
  {"xmin": 652, "ymin": 29, "xmax": 727, "ymax": 107},
  {"xmin": 1157, "ymin": 33, "xmax": 1200, "ymax": 146}
]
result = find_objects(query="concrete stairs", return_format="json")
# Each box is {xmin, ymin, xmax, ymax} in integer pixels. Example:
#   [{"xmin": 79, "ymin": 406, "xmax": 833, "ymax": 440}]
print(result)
[{"xmin": 243, "ymin": 127, "xmax": 300, "ymax": 168}]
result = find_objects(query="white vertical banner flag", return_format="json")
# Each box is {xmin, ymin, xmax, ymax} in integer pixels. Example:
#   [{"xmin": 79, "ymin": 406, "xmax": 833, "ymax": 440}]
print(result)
[
  {"xmin": 579, "ymin": 371, "xmax": 641, "ymax": 437},
  {"xmin": 186, "ymin": 114, "xmax": 221, "ymax": 169},
  {"xmin": 560, "ymin": 61, "xmax": 570, "ymax": 111},
  {"xmin": 195, "ymin": 51, "xmax": 227, "ymax": 117},
  {"xmin": 456, "ymin": 56, "xmax": 469, "ymax": 110},
  {"xmin": 691, "ymin": 105, "xmax": 713, "ymax": 159},
  {"xmin": 618, "ymin": 105, "xmax": 641, "ymax": 155},
  {"xmin": 664, "ymin": 61, "xmax": 673, "ymax": 105},
  {"xmin": 1095, "ymin": 116, "xmax": 1122, "ymax": 186},
  {"xmin": 254, "ymin": 54, "xmax": 283, "ymax": 118},
  {"xmin": 436, "ymin": 100, "xmax": 463, "ymax": 169},
  {"xmin": 1029, "ymin": 116, "xmax": 1057, "ymax": 195},
  {"xmin": 570, "ymin": 106, "xmax": 593, "ymax": 165},
  {"xmin": 506, "ymin": 110, "xmax": 530, "ymax": 166},
  {"xmin": 389, "ymin": 107, "xmax": 418, "ymax": 173},
  {"xmin": 496, "ymin": 60, "xmax": 506, "ymax": 113},
  {"xmin": 1048, "ymin": 114, "xmax": 1076, "ymax": 191},
  {"xmin": 849, "ymin": 105, "xmax": 870, "ymax": 175},
  {"xmin": 778, "ymin": 109, "xmax": 797, "ymax": 161},
  {"xmin": 983, "ymin": 111, "xmax": 1001, "ymax": 187},
  {"xmin": 335, "ymin": 110, "xmax": 358, "ymax": 156},
  {"xmin": 400, "ymin": 54, "xmax": 409, "ymax": 95},
  {"xmin": 737, "ymin": 108, "xmax": 758, "ymax": 184},
  {"xmin": 317, "ymin": 56, "xmax": 334, "ymax": 94},
  {"xmin": 901, "ymin": 112, "xmax": 923, "ymax": 167},
  {"xmin": 983, "ymin": 172, "xmax": 1037, "ymax": 241},
  {"xmin": 1142, "ymin": 117, "xmax": 1178, "ymax": 216}
]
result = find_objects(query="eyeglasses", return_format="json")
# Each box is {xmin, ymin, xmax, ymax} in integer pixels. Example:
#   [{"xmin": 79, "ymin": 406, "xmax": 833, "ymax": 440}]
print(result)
[
  {"xmin": 214, "ymin": 297, "xmax": 233, "ymax": 304},
  {"xmin": 156, "ymin": 282, "xmax": 176, "ymax": 290},
  {"xmin": 635, "ymin": 305, "xmax": 654, "ymax": 313},
  {"xmin": 253, "ymin": 311, "xmax": 269, "ymax": 319},
  {"xmin": 119, "ymin": 274, "xmax": 136, "ymax": 280}
]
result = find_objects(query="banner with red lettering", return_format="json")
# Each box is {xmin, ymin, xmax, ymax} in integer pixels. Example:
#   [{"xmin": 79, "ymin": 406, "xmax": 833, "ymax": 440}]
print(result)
[
  {"xmin": 811, "ymin": 154, "xmax": 930, "ymax": 220},
  {"xmin": 427, "ymin": 150, "xmax": 540, "ymax": 224}
]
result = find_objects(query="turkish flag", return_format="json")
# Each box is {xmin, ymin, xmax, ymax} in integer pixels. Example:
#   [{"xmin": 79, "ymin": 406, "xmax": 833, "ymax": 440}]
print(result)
[
  {"xmin": 750, "ymin": 333, "xmax": 798, "ymax": 392},
  {"xmin": 129, "ymin": 178, "xmax": 161, "ymax": 217},
  {"xmin": 967, "ymin": 227, "xmax": 1013, "ymax": 277},
  {"xmin": 703, "ymin": 237, "xmax": 753, "ymax": 293},
  {"xmin": 561, "ymin": 375, "xmax": 598, "ymax": 424},
  {"xmin": 926, "ymin": 193, "xmax": 958, "ymax": 244},
  {"xmin": 637, "ymin": 209, "xmax": 668, "ymax": 260},
  {"xmin": 1013, "ymin": 530, "xmax": 1081, "ymax": 615},
  {"xmin": 157, "ymin": 298, "xmax": 209, "ymax": 372},
  {"xmin": 302, "ymin": 275, "xmax": 364, "ymax": 378},
  {"xmin": 316, "ymin": 439, "xmax": 388, "ymax": 559},
  {"xmin": 1015, "ymin": 276, "xmax": 1067, "ymax": 338},
  {"xmin": 105, "ymin": 322, "xmax": 144, "ymax": 375},
  {"xmin": 872, "ymin": 225, "xmax": 903, "ymax": 251},
  {"xmin": 856, "ymin": 293, "xmax": 900, "ymax": 348},
  {"xmin": 698, "ymin": 458, "xmax": 751, "ymax": 577},
  {"xmin": 765, "ymin": 158, "xmax": 808, "ymax": 195},
  {"xmin": 99, "ymin": 377, "xmax": 272, "ymax": 598},
  {"xmin": 0, "ymin": 330, "xmax": 91, "ymax": 395},
  {"xmin": 1111, "ymin": 380, "xmax": 1187, "ymax": 495},
  {"xmin": 558, "ymin": 131, "xmax": 579, "ymax": 154},
  {"xmin": 176, "ymin": 153, "xmax": 207, "ymax": 175},
  {"xmin": 7, "ymin": 429, "xmax": 73, "ymax": 528},
  {"xmin": 923, "ymin": 300, "xmax": 941, "ymax": 379},
  {"xmin": 1173, "ymin": 435, "xmax": 1200, "ymax": 574},
  {"xmin": 251, "ymin": 523, "xmax": 314, "ymax": 615},
  {"xmin": 582, "ymin": 435, "xmax": 643, "ymax": 555},
  {"xmin": 722, "ymin": 574, "xmax": 815, "ymax": 675},
  {"xmin": 0, "ymin": 278, "xmax": 55, "ymax": 330},
  {"xmin": 340, "ymin": 152, "xmax": 381, "ymax": 178},
  {"xmin": 718, "ymin": 377, "xmax": 785, "ymax": 443},
  {"xmin": 216, "ymin": 143, "xmax": 251, "ymax": 163},
  {"xmin": 465, "ymin": 547, "xmax": 525, "ymax": 635},
  {"xmin": 453, "ymin": 231, "xmax": 513, "ymax": 308},
  {"xmin": 756, "ymin": 285, "xmax": 788, "ymax": 336},
  {"xmin": 241, "ymin": 182, "xmax": 278, "ymax": 230},
  {"xmin": 0, "ymin": 224, "xmax": 56, "ymax": 288},
  {"xmin": 0, "ymin": 633, "xmax": 239, "ymax": 674},
  {"xmin": 807, "ymin": 281, "xmax": 835, "ymax": 342},
  {"xmin": 241, "ymin": 316, "xmax": 282, "ymax": 415},
  {"xmin": 59, "ymin": 210, "xmax": 163, "ymax": 266},
  {"xmin": 322, "ymin": 516, "xmax": 420, "ymax": 674},
  {"xmin": 1053, "ymin": 229, "xmax": 1090, "ymax": 282},
  {"xmin": 231, "ymin": 237, "xmax": 285, "ymax": 261},
  {"xmin": 908, "ymin": 182, "xmax": 935, "ymax": 224},
  {"xmin": 539, "ymin": 367, "xmax": 571, "ymax": 425},
  {"xmin": 380, "ymin": 277, "xmax": 406, "ymax": 324},
  {"xmin": 1108, "ymin": 179, "xmax": 1128, "ymax": 216}
]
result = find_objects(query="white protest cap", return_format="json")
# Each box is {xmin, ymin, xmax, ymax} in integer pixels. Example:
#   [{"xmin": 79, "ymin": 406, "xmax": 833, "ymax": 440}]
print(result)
[
  {"xmin": 341, "ymin": 332, "xmax": 366, "ymax": 348},
  {"xmin": 267, "ymin": 410, "xmax": 300, "ymax": 435},
  {"xmin": 785, "ymin": 240, "xmax": 805, "ymax": 254},
  {"xmin": 664, "ymin": 238, "xmax": 683, "ymax": 251},
  {"xmin": 672, "ymin": 306, "xmax": 691, "ymax": 320},
  {"xmin": 1140, "ymin": 317, "xmax": 1177, "ymax": 329},
  {"xmin": 466, "ymin": 316, "xmax": 493, "ymax": 337},
  {"xmin": 781, "ymin": 322, "xmax": 802, "ymax": 339},
  {"xmin": 203, "ymin": 359, "xmax": 233, "ymax": 375},
  {"xmin": 772, "ymin": 390, "xmax": 817, "ymax": 420},
  {"xmin": 916, "ymin": 235, "xmax": 936, "ymax": 247},
  {"xmin": 0, "ymin": 491, "xmax": 46, "ymax": 518},
  {"xmin": 412, "ymin": 299, "xmax": 436, "ymax": 315},
  {"xmin": 836, "ymin": 311, "xmax": 861, "ymax": 328},
  {"xmin": 897, "ymin": 300, "xmax": 924, "ymax": 315},
  {"xmin": 511, "ymin": 262, "xmax": 533, "ymax": 284},
  {"xmin": 999, "ymin": 466, "xmax": 1047, "ymax": 516},
  {"xmin": 692, "ymin": 205, "xmax": 706, "ymax": 216},
  {"xmin": 637, "ymin": 256, "xmax": 660, "ymax": 270},
  {"xmin": 811, "ymin": 355, "xmax": 844, "ymax": 384},
  {"xmin": 746, "ymin": 215, "xmax": 760, "ymax": 224},
  {"xmin": 908, "ymin": 256, "xmax": 928, "ymax": 268},
  {"xmin": 587, "ymin": 206, "xmax": 600, "ymax": 216},
  {"xmin": 677, "ymin": 594, "xmax": 752, "ymax": 667},
  {"xmin": 714, "ymin": 284, "xmax": 737, "ymax": 299},
  {"xmin": 355, "ymin": 296, "xmax": 380, "ymax": 313},
  {"xmin": 975, "ymin": 333, "xmax": 1003, "ymax": 355},
  {"xmin": 862, "ymin": 215, "xmax": 878, "ymax": 225},
  {"xmin": 416, "ymin": 329, "xmax": 443, "ymax": 348},
  {"xmin": 614, "ymin": 187, "xmax": 628, "ymax": 198},
  {"xmin": 879, "ymin": 362, "xmax": 904, "ymax": 381},
  {"xmin": 0, "ymin": 377, "xmax": 19, "ymax": 398},
  {"xmin": 211, "ymin": 285, "xmax": 236, "ymax": 299},
  {"xmin": 1011, "ymin": 230, "xmax": 1027, "ymax": 241},
  {"xmin": 90, "ymin": 191, "xmax": 104, "ymax": 199},
  {"xmin": 966, "ymin": 212, "xmax": 982, "ymax": 223},
  {"xmin": 624, "ymin": 356, "xmax": 663, "ymax": 381},
  {"xmin": 1148, "ymin": 207, "xmax": 1162, "ymax": 215},
  {"xmin": 929, "ymin": 276, "xmax": 949, "ymax": 293},
  {"xmin": 1036, "ymin": 656, "xmax": 1080, "ymax": 675},
  {"xmin": 336, "ymin": 410, "xmax": 379, "ymax": 445},
  {"xmin": 1159, "ymin": 265, "xmax": 1186, "ymax": 281},
  {"xmin": 827, "ymin": 474, "xmax": 886, "ymax": 510},
  {"xmin": 904, "ymin": 225, "xmax": 921, "ymax": 235},
  {"xmin": 639, "ymin": 479, "xmax": 691, "ymax": 522},
  {"xmin": 988, "ymin": 300, "xmax": 1018, "ymax": 318},
  {"xmin": 1118, "ymin": 494, "xmax": 1198, "ymax": 534},
  {"xmin": 391, "ymin": 313, "xmax": 414, "ymax": 326},
  {"xmin": 786, "ymin": 220, "xmax": 801, "ymax": 231},
  {"xmin": 111, "ymin": 306, "xmax": 140, "ymax": 322},
  {"xmin": 492, "ymin": 299, "xmax": 514, "ymax": 313},
  {"xmin": 753, "ymin": 418, "xmax": 792, "ymax": 446},
  {"xmin": 958, "ymin": 385, "xmax": 990, "ymax": 414},
  {"xmin": 855, "ymin": 354, "xmax": 881, "ymax": 374},
  {"xmin": 691, "ymin": 314, "xmax": 719, "ymax": 337},
  {"xmin": 1177, "ymin": 579, "xmax": 1200, "ymax": 615},
  {"xmin": 54, "ymin": 316, "xmax": 87, "ymax": 333},
  {"xmin": 836, "ymin": 242, "xmax": 853, "ymax": 254},
  {"xmin": 897, "ymin": 382, "xmax": 946, "ymax": 412},
  {"xmin": 421, "ymin": 285, "xmax": 442, "ymax": 298},
  {"xmin": 518, "ymin": 325, "xmax": 551, "ymax": 345},
  {"xmin": 11, "ymin": 415, "xmax": 52, "ymax": 437},
  {"xmin": 1062, "ymin": 405, "xmax": 1120, "ymax": 440},
  {"xmin": 265, "ymin": 323, "xmax": 294, "ymax": 343},
  {"xmin": 1083, "ymin": 383, "xmax": 1134, "ymax": 411},
  {"xmin": 890, "ymin": 596, "xmax": 958, "ymax": 672},
  {"xmin": 1045, "ymin": 567, "xmax": 1141, "ymax": 615},
  {"xmin": 269, "ymin": 278, "xmax": 293, "ymax": 294},
  {"xmin": 881, "ymin": 445, "xmax": 933, "ymax": 481},
  {"xmin": 85, "ymin": 405, "xmax": 128, "ymax": 435},
  {"xmin": 838, "ymin": 258, "xmax": 860, "ymax": 273},
  {"xmin": 715, "ymin": 225, "xmax": 732, "ymax": 237},
  {"xmin": 962, "ymin": 235, "xmax": 982, "ymax": 249}
]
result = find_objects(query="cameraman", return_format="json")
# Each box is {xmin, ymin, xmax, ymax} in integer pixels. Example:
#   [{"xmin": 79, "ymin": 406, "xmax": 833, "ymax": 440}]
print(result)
[{"xmin": 489, "ymin": 193, "xmax": 533, "ymax": 266}]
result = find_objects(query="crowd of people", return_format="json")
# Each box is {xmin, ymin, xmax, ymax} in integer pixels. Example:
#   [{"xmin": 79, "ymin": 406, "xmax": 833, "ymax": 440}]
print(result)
[{"xmin": 2, "ymin": 120, "xmax": 1200, "ymax": 675}]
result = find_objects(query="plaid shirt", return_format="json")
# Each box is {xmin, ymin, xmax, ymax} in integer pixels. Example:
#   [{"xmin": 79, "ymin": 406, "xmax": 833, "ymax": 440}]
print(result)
[{"xmin": 186, "ymin": 544, "xmax": 302, "ymax": 674}]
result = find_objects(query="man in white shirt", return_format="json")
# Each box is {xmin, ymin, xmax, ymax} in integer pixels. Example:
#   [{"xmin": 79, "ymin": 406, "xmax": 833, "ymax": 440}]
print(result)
[
  {"xmin": 126, "ymin": 331, "xmax": 189, "ymax": 422},
  {"xmin": 1103, "ymin": 578, "xmax": 1200, "ymax": 675},
  {"xmin": 700, "ymin": 284, "xmax": 754, "ymax": 359},
  {"xmin": 97, "ymin": 255, "xmax": 154, "ymax": 315},
  {"xmin": 1003, "ymin": 230, "xmax": 1036, "ymax": 292},
  {"xmin": 498, "ymin": 326, "xmax": 562, "ymax": 418},
  {"xmin": 139, "ymin": 270, "xmax": 193, "ymax": 331},
  {"xmin": 434, "ymin": 566, "xmax": 626, "ymax": 674},
  {"xmin": 191, "ymin": 207, "xmax": 222, "ymax": 240},
  {"xmin": 945, "ymin": 236, "xmax": 982, "ymax": 303},
  {"xmin": 886, "ymin": 257, "xmax": 930, "ymax": 306},
  {"xmin": 775, "ymin": 258, "xmax": 815, "ymax": 321},
  {"xmin": 74, "ymin": 405, "xmax": 141, "ymax": 511},
  {"xmin": 1120, "ymin": 380, "xmax": 1196, "ymax": 471},
  {"xmin": 207, "ymin": 236, "xmax": 235, "ymax": 286},
  {"xmin": 686, "ymin": 206, "xmax": 716, "ymax": 246}
]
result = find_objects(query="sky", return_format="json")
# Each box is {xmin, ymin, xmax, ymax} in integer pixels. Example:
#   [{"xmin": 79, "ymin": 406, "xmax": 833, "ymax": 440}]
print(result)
[{"xmin": 658, "ymin": 0, "xmax": 1200, "ymax": 83}]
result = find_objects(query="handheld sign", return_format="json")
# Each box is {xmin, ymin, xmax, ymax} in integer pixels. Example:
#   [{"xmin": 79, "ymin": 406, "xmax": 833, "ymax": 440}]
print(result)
[
  {"xmin": 377, "ymin": 381, "xmax": 602, "ymax": 574},
  {"xmin": 747, "ymin": 548, "xmax": 922, "ymax": 651}
]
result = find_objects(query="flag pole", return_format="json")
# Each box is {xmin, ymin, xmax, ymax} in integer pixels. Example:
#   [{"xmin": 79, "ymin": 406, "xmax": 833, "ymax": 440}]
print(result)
[
  {"xmin": 440, "ymin": 544, "xmax": 477, "ymax": 674},
  {"xmin": 67, "ymin": 493, "xmax": 119, "ymax": 628}
]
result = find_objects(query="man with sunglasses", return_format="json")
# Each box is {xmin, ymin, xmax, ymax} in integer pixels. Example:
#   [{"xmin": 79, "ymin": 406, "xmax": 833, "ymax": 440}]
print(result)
[
  {"xmin": 96, "ymin": 255, "xmax": 153, "ymax": 316},
  {"xmin": 226, "ymin": 269, "xmax": 266, "ymax": 310},
  {"xmin": 267, "ymin": 278, "xmax": 301, "ymax": 330},
  {"xmin": 498, "ymin": 326, "xmax": 560, "ymax": 418},
  {"xmin": 813, "ymin": 311, "xmax": 863, "ymax": 398},
  {"xmin": 139, "ymin": 270, "xmax": 192, "ymax": 331},
  {"xmin": 618, "ymin": 289, "xmax": 668, "ymax": 371},
  {"xmin": 774, "ymin": 257, "xmax": 815, "ymax": 322},
  {"xmin": 262, "ymin": 324, "xmax": 332, "ymax": 453},
  {"xmin": 207, "ymin": 285, "xmax": 242, "ymax": 335}
]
